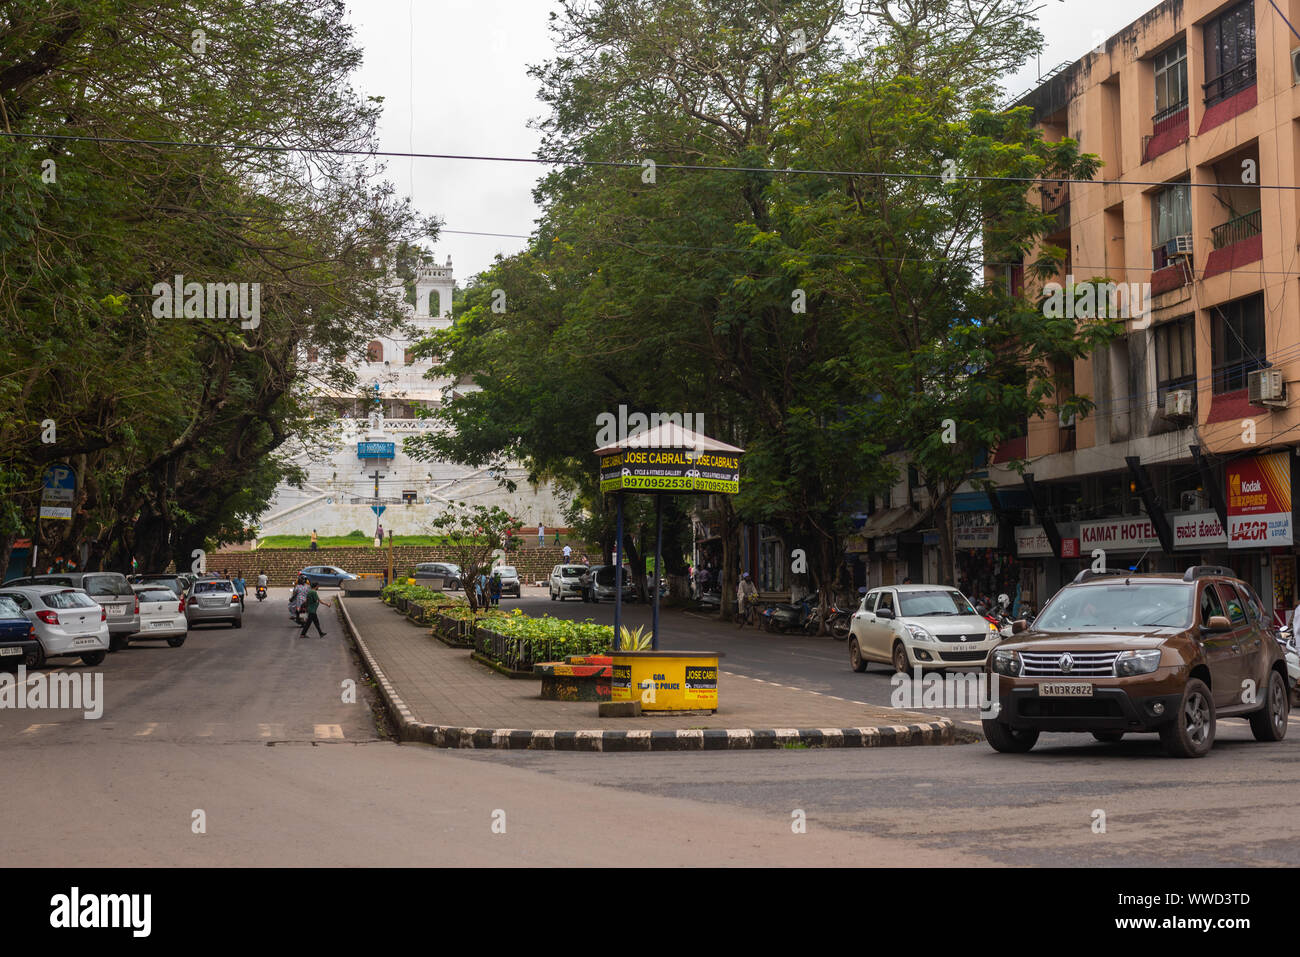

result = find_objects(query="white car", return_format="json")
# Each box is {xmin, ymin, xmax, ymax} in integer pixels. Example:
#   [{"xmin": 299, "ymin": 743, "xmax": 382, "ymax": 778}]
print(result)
[
  {"xmin": 130, "ymin": 584, "xmax": 188, "ymax": 647},
  {"xmin": 0, "ymin": 585, "xmax": 111, "ymax": 667},
  {"xmin": 549, "ymin": 564, "xmax": 588, "ymax": 601},
  {"xmin": 848, "ymin": 584, "xmax": 1002, "ymax": 674}
]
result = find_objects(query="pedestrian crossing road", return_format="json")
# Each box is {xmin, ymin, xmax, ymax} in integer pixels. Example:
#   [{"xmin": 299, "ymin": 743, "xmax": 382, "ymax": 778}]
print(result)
[{"xmin": 0, "ymin": 587, "xmax": 379, "ymax": 746}]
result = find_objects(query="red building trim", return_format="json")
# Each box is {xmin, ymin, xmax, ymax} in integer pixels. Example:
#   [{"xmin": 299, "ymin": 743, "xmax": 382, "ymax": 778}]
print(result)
[
  {"xmin": 1197, "ymin": 84, "xmax": 1257, "ymax": 135},
  {"xmin": 1202, "ymin": 233, "xmax": 1262, "ymax": 280},
  {"xmin": 1143, "ymin": 109, "xmax": 1189, "ymax": 163},
  {"xmin": 1206, "ymin": 388, "xmax": 1252, "ymax": 424},
  {"xmin": 1151, "ymin": 262, "xmax": 1190, "ymax": 295}
]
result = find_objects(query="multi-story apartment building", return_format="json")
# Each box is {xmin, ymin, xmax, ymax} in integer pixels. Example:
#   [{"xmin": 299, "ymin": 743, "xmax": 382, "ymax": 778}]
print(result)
[{"xmin": 986, "ymin": 0, "xmax": 1300, "ymax": 621}]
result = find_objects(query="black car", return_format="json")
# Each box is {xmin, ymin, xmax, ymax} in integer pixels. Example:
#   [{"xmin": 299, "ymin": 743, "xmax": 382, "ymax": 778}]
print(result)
[{"xmin": 0, "ymin": 595, "xmax": 42, "ymax": 669}]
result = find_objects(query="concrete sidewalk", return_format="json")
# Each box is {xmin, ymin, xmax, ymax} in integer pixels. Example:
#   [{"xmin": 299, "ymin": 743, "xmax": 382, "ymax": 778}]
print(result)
[{"xmin": 339, "ymin": 596, "xmax": 953, "ymax": 751}]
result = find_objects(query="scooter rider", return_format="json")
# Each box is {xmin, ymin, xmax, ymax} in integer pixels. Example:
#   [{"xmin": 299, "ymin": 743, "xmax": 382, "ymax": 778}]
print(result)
[{"xmin": 256, "ymin": 569, "xmax": 268, "ymax": 601}]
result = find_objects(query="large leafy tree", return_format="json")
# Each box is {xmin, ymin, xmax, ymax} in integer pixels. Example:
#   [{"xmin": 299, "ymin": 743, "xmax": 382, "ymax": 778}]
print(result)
[
  {"xmin": 0, "ymin": 0, "xmax": 436, "ymax": 573},
  {"xmin": 413, "ymin": 0, "xmax": 1116, "ymax": 620}
]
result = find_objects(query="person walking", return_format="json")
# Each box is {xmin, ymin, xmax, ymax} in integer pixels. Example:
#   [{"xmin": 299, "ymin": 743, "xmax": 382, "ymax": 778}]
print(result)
[
  {"xmin": 562, "ymin": 543, "xmax": 572, "ymax": 562},
  {"xmin": 554, "ymin": 528, "xmax": 561, "ymax": 546},
  {"xmin": 310, "ymin": 529, "xmax": 318, "ymax": 551},
  {"xmin": 290, "ymin": 576, "xmax": 310, "ymax": 625},
  {"xmin": 537, "ymin": 524, "xmax": 545, "ymax": 548},
  {"xmin": 234, "ymin": 574, "xmax": 246, "ymax": 607},
  {"xmin": 298, "ymin": 582, "xmax": 331, "ymax": 638},
  {"xmin": 490, "ymin": 572, "xmax": 502, "ymax": 606}
]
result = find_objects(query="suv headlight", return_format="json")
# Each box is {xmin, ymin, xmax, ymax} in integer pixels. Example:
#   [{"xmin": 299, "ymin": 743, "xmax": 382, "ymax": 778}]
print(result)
[
  {"xmin": 991, "ymin": 648, "xmax": 1022, "ymax": 677},
  {"xmin": 904, "ymin": 623, "xmax": 936, "ymax": 643},
  {"xmin": 1114, "ymin": 649, "xmax": 1162, "ymax": 677}
]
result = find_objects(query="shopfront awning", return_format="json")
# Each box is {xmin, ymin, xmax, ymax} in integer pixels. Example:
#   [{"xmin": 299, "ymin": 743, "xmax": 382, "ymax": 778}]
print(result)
[{"xmin": 859, "ymin": 507, "xmax": 922, "ymax": 540}]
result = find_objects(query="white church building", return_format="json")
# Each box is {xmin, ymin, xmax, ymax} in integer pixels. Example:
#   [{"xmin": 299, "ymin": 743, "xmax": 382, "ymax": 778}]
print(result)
[{"xmin": 255, "ymin": 258, "xmax": 569, "ymax": 538}]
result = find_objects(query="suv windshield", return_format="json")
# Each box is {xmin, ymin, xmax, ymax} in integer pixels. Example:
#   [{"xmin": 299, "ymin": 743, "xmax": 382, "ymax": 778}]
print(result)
[
  {"xmin": 497, "ymin": 567, "xmax": 516, "ymax": 576},
  {"xmin": 559, "ymin": 566, "xmax": 586, "ymax": 577},
  {"xmin": 898, "ymin": 590, "xmax": 975, "ymax": 617},
  {"xmin": 1036, "ymin": 582, "xmax": 1194, "ymax": 631}
]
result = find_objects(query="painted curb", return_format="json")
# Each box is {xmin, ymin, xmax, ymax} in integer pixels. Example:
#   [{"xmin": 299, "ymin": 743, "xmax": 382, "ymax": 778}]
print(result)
[{"xmin": 339, "ymin": 597, "xmax": 954, "ymax": 751}]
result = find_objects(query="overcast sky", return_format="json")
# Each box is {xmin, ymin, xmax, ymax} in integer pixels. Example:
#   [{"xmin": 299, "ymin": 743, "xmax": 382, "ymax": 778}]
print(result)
[{"xmin": 343, "ymin": 0, "xmax": 1154, "ymax": 284}]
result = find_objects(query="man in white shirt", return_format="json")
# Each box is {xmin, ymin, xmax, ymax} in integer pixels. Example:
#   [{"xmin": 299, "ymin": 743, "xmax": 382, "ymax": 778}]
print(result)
[{"xmin": 562, "ymin": 543, "xmax": 572, "ymax": 561}]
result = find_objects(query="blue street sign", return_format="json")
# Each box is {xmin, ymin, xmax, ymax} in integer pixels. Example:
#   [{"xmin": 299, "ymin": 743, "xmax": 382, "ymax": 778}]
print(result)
[{"xmin": 372, "ymin": 506, "xmax": 386, "ymax": 517}]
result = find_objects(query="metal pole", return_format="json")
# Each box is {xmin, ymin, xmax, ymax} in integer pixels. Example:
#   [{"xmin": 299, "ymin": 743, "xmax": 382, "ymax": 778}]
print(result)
[
  {"xmin": 614, "ymin": 491, "xmax": 623, "ymax": 650},
  {"xmin": 652, "ymin": 493, "xmax": 663, "ymax": 650}
]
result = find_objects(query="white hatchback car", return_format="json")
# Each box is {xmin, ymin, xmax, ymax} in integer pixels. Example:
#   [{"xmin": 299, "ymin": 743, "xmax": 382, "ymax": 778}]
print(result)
[
  {"xmin": 130, "ymin": 584, "xmax": 188, "ymax": 647},
  {"xmin": 849, "ymin": 584, "xmax": 1001, "ymax": 674},
  {"xmin": 0, "ymin": 585, "xmax": 111, "ymax": 667}
]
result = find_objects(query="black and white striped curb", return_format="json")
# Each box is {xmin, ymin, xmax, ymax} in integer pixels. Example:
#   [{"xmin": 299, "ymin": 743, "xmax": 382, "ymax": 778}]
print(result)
[{"xmin": 339, "ymin": 598, "xmax": 953, "ymax": 751}]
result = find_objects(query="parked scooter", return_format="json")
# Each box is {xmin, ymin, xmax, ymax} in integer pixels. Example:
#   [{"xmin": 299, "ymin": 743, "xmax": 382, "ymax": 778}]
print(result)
[{"xmin": 764, "ymin": 591, "xmax": 817, "ymax": 633}]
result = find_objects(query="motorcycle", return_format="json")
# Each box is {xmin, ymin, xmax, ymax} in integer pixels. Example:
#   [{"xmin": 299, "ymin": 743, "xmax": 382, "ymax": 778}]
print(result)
[
  {"xmin": 256, "ymin": 585, "xmax": 267, "ymax": 602},
  {"xmin": 764, "ymin": 592, "xmax": 817, "ymax": 634}
]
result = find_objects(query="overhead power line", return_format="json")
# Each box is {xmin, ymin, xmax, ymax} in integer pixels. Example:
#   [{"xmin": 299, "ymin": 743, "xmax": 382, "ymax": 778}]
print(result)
[{"xmin": 5, "ymin": 129, "xmax": 1300, "ymax": 191}]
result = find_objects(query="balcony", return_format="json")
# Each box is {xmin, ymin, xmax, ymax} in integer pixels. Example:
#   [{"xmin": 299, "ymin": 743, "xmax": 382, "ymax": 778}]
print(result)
[
  {"xmin": 1210, "ymin": 208, "xmax": 1261, "ymax": 249},
  {"xmin": 1204, "ymin": 208, "xmax": 1262, "ymax": 279},
  {"xmin": 1143, "ymin": 102, "xmax": 1189, "ymax": 164},
  {"xmin": 1151, "ymin": 241, "xmax": 1193, "ymax": 295},
  {"xmin": 1204, "ymin": 59, "xmax": 1256, "ymax": 107},
  {"xmin": 1040, "ymin": 181, "xmax": 1069, "ymax": 235},
  {"xmin": 1199, "ymin": 60, "xmax": 1257, "ymax": 134}
]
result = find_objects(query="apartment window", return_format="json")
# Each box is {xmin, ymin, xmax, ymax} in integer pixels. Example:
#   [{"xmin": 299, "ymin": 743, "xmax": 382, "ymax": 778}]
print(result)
[
  {"xmin": 1203, "ymin": 0, "xmax": 1256, "ymax": 106},
  {"xmin": 1210, "ymin": 293, "xmax": 1265, "ymax": 393},
  {"xmin": 1152, "ymin": 181, "xmax": 1191, "ymax": 267},
  {"xmin": 366, "ymin": 340, "xmax": 383, "ymax": 362},
  {"xmin": 1154, "ymin": 39, "xmax": 1188, "ymax": 119},
  {"xmin": 1155, "ymin": 316, "xmax": 1196, "ymax": 404}
]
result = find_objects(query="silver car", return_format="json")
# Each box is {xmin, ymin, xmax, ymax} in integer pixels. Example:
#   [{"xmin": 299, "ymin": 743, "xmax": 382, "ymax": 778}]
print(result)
[
  {"xmin": 495, "ymin": 566, "xmax": 521, "ymax": 598},
  {"xmin": 7, "ymin": 572, "xmax": 139, "ymax": 649},
  {"xmin": 0, "ymin": 585, "xmax": 111, "ymax": 667},
  {"xmin": 549, "ymin": 564, "xmax": 588, "ymax": 601},
  {"xmin": 131, "ymin": 584, "xmax": 188, "ymax": 646},
  {"xmin": 185, "ymin": 579, "xmax": 243, "ymax": 628}
]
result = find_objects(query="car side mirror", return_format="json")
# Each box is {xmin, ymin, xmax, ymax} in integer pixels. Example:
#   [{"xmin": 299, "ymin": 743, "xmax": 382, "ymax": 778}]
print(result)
[
  {"xmin": 1205, "ymin": 615, "xmax": 1232, "ymax": 632},
  {"xmin": 1012, "ymin": 619, "xmax": 1027, "ymax": 634},
  {"xmin": 876, "ymin": 608, "xmax": 894, "ymax": 620}
]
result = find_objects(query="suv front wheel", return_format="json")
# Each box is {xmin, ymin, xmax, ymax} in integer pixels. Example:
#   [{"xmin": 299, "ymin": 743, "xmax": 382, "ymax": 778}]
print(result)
[
  {"xmin": 983, "ymin": 720, "xmax": 1039, "ymax": 753},
  {"xmin": 1159, "ymin": 678, "xmax": 1215, "ymax": 758},
  {"xmin": 1249, "ymin": 669, "xmax": 1288, "ymax": 742}
]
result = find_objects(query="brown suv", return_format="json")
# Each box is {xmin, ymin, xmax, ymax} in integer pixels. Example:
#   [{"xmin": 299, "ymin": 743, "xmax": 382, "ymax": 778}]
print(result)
[{"xmin": 984, "ymin": 566, "xmax": 1289, "ymax": 758}]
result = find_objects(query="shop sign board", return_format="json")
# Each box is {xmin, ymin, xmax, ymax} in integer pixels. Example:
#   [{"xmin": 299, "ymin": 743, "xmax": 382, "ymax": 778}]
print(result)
[
  {"xmin": 1015, "ymin": 526, "xmax": 1053, "ymax": 557},
  {"xmin": 1227, "ymin": 452, "xmax": 1293, "ymax": 549}
]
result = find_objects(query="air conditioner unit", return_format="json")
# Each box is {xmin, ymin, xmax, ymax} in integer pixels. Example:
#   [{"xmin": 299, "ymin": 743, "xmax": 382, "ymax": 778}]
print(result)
[
  {"xmin": 1292, "ymin": 46, "xmax": 1300, "ymax": 85},
  {"xmin": 1058, "ymin": 408, "xmax": 1076, "ymax": 428},
  {"xmin": 1165, "ymin": 234, "xmax": 1194, "ymax": 257},
  {"xmin": 1248, "ymin": 368, "xmax": 1285, "ymax": 406},
  {"xmin": 1181, "ymin": 490, "xmax": 1209, "ymax": 512},
  {"xmin": 1164, "ymin": 388, "xmax": 1194, "ymax": 418}
]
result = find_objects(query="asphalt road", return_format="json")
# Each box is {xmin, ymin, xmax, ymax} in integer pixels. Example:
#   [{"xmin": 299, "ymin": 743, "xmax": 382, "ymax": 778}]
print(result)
[
  {"xmin": 2, "ymin": 584, "xmax": 1299, "ymax": 867},
  {"xmin": 512, "ymin": 586, "xmax": 993, "ymax": 729}
]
